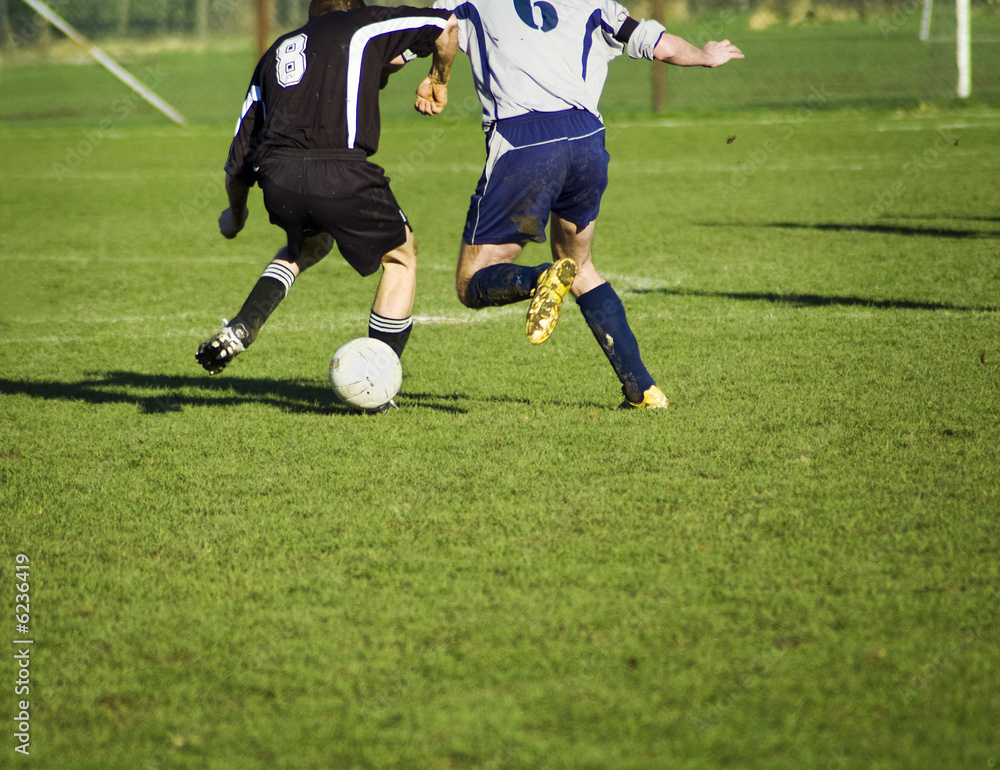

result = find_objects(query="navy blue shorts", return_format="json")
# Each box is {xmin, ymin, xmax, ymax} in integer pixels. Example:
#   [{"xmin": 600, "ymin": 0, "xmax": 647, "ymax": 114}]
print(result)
[{"xmin": 463, "ymin": 109, "xmax": 609, "ymax": 245}]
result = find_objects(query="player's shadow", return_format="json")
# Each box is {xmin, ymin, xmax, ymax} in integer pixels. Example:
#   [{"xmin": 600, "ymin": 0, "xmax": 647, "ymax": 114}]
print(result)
[
  {"xmin": 762, "ymin": 220, "xmax": 1000, "ymax": 240},
  {"xmin": 698, "ymin": 218, "xmax": 1000, "ymax": 241},
  {"xmin": 631, "ymin": 286, "xmax": 997, "ymax": 313},
  {"xmin": 0, "ymin": 371, "xmax": 469, "ymax": 414},
  {"xmin": 0, "ymin": 373, "xmax": 615, "ymax": 414},
  {"xmin": 403, "ymin": 391, "xmax": 609, "ymax": 410}
]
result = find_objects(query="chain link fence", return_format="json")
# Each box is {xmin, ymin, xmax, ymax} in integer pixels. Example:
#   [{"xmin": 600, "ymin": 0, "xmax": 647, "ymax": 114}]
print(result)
[
  {"xmin": 0, "ymin": 0, "xmax": 307, "ymax": 41},
  {"xmin": 0, "ymin": 0, "xmax": 998, "ymax": 123}
]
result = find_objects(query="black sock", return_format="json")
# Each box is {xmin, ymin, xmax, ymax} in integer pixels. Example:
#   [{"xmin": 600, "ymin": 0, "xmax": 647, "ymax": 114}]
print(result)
[
  {"xmin": 229, "ymin": 263, "xmax": 295, "ymax": 346},
  {"xmin": 369, "ymin": 312, "xmax": 413, "ymax": 359}
]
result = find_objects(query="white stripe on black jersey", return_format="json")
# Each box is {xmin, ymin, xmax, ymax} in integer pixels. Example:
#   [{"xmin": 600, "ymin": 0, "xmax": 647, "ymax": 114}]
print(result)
[
  {"xmin": 346, "ymin": 16, "xmax": 450, "ymax": 149},
  {"xmin": 226, "ymin": 6, "xmax": 451, "ymax": 184}
]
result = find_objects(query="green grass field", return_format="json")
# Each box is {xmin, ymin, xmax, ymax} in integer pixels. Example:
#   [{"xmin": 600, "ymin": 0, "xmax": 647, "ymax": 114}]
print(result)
[{"xmin": 2, "ymin": 20, "xmax": 1000, "ymax": 769}]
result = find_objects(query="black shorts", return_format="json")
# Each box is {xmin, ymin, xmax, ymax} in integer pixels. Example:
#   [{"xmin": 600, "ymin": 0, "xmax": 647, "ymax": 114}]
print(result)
[{"xmin": 256, "ymin": 148, "xmax": 408, "ymax": 277}]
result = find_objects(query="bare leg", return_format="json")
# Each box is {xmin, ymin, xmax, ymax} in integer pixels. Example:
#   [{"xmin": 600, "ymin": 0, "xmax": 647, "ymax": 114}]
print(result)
[
  {"xmin": 372, "ymin": 227, "xmax": 417, "ymax": 320},
  {"xmin": 269, "ymin": 231, "xmax": 334, "ymax": 278},
  {"xmin": 549, "ymin": 215, "xmax": 604, "ymax": 297},
  {"xmin": 368, "ymin": 228, "xmax": 419, "ymax": 358},
  {"xmin": 519, "ymin": 215, "xmax": 602, "ymax": 344}
]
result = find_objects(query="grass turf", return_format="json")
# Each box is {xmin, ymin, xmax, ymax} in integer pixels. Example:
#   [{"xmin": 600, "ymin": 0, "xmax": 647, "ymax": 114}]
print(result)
[{"xmin": 1, "ymin": 35, "xmax": 1000, "ymax": 770}]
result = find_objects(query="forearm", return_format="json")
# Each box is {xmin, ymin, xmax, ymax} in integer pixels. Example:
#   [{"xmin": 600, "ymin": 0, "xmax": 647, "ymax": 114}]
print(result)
[
  {"xmin": 652, "ymin": 33, "xmax": 708, "ymax": 65},
  {"xmin": 428, "ymin": 19, "xmax": 458, "ymax": 86},
  {"xmin": 218, "ymin": 172, "xmax": 251, "ymax": 238},
  {"xmin": 652, "ymin": 33, "xmax": 744, "ymax": 68},
  {"xmin": 414, "ymin": 17, "xmax": 458, "ymax": 115},
  {"xmin": 225, "ymin": 172, "xmax": 251, "ymax": 214}
]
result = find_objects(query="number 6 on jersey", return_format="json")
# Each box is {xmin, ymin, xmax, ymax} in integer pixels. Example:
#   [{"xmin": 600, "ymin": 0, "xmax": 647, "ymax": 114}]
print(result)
[{"xmin": 513, "ymin": 0, "xmax": 558, "ymax": 31}]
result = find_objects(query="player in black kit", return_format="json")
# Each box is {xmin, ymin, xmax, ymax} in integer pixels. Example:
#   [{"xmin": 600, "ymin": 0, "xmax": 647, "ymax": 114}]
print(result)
[{"xmin": 197, "ymin": 0, "xmax": 456, "ymax": 379}]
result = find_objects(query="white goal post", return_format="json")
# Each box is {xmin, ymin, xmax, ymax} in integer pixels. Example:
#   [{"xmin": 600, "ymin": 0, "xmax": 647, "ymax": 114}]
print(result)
[
  {"xmin": 19, "ymin": 0, "xmax": 187, "ymax": 124},
  {"xmin": 956, "ymin": 0, "xmax": 971, "ymax": 98},
  {"xmin": 920, "ymin": 0, "xmax": 972, "ymax": 98}
]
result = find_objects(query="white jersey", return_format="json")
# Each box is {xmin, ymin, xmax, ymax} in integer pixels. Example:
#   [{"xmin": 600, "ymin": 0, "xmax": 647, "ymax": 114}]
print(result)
[{"xmin": 434, "ymin": 0, "xmax": 665, "ymax": 127}]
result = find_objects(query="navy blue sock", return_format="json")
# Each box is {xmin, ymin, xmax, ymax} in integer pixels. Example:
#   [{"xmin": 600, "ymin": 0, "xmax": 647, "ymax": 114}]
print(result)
[
  {"xmin": 577, "ymin": 282, "xmax": 655, "ymax": 403},
  {"xmin": 466, "ymin": 263, "xmax": 550, "ymax": 308}
]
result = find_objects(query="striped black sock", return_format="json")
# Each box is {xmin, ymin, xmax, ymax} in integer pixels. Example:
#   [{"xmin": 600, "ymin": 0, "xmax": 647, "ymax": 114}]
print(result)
[
  {"xmin": 230, "ymin": 262, "xmax": 296, "ymax": 347},
  {"xmin": 368, "ymin": 312, "xmax": 413, "ymax": 359}
]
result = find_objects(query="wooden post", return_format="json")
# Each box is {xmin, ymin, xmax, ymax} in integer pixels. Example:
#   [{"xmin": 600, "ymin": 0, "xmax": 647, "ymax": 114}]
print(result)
[
  {"xmin": 256, "ymin": 0, "xmax": 270, "ymax": 59},
  {"xmin": 651, "ymin": 0, "xmax": 666, "ymax": 111},
  {"xmin": 196, "ymin": 0, "xmax": 209, "ymax": 40},
  {"xmin": 116, "ymin": 0, "xmax": 131, "ymax": 37}
]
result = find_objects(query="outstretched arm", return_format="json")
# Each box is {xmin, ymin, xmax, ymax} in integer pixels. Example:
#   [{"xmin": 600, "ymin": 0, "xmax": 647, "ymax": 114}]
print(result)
[
  {"xmin": 653, "ymin": 34, "xmax": 744, "ymax": 67},
  {"xmin": 415, "ymin": 16, "xmax": 458, "ymax": 115}
]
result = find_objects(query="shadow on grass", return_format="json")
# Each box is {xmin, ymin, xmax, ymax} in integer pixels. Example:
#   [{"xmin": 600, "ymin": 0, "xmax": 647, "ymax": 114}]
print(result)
[
  {"xmin": 0, "ymin": 371, "xmax": 470, "ymax": 415},
  {"xmin": 0, "ymin": 373, "xmax": 617, "ymax": 414},
  {"xmin": 405, "ymin": 391, "xmax": 612, "ymax": 411},
  {"xmin": 632, "ymin": 286, "xmax": 997, "ymax": 312},
  {"xmin": 763, "ymin": 220, "xmax": 1000, "ymax": 240},
  {"xmin": 697, "ymin": 218, "xmax": 1000, "ymax": 241}
]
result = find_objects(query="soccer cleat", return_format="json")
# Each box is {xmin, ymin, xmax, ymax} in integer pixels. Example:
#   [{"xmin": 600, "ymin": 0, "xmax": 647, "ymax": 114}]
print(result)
[
  {"xmin": 345, "ymin": 398, "xmax": 398, "ymax": 415},
  {"xmin": 363, "ymin": 399, "xmax": 399, "ymax": 415},
  {"xmin": 618, "ymin": 384, "xmax": 669, "ymax": 410},
  {"xmin": 525, "ymin": 258, "xmax": 578, "ymax": 344},
  {"xmin": 196, "ymin": 321, "xmax": 247, "ymax": 375}
]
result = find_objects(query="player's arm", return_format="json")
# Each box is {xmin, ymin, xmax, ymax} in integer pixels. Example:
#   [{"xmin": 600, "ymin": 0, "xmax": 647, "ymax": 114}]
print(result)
[
  {"xmin": 415, "ymin": 15, "xmax": 458, "ymax": 116},
  {"xmin": 611, "ymin": 9, "xmax": 742, "ymax": 68},
  {"xmin": 222, "ymin": 73, "xmax": 263, "ymax": 239},
  {"xmin": 652, "ymin": 33, "xmax": 743, "ymax": 67},
  {"xmin": 219, "ymin": 172, "xmax": 250, "ymax": 239}
]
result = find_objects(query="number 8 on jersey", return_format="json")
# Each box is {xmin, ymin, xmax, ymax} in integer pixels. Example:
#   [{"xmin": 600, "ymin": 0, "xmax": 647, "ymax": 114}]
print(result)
[{"xmin": 276, "ymin": 33, "xmax": 308, "ymax": 88}]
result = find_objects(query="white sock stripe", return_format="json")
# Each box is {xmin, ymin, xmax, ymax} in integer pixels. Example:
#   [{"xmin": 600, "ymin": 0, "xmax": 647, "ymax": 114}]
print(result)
[
  {"xmin": 262, "ymin": 264, "xmax": 296, "ymax": 293},
  {"xmin": 368, "ymin": 313, "xmax": 413, "ymax": 333}
]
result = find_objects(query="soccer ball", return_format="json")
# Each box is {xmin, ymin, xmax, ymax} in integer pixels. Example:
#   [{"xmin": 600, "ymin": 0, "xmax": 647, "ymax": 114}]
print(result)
[{"xmin": 329, "ymin": 337, "xmax": 402, "ymax": 411}]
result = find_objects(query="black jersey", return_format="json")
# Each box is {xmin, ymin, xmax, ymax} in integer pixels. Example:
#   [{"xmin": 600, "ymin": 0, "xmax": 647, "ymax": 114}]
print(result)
[{"xmin": 226, "ymin": 5, "xmax": 451, "ymax": 184}]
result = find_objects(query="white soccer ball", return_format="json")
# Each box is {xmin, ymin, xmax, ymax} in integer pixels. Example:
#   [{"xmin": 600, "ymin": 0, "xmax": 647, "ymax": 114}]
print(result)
[{"xmin": 329, "ymin": 337, "xmax": 402, "ymax": 411}]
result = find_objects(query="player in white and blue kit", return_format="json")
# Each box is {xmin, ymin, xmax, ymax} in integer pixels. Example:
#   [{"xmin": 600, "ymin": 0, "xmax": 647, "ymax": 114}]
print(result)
[{"xmin": 416, "ymin": 0, "xmax": 742, "ymax": 408}]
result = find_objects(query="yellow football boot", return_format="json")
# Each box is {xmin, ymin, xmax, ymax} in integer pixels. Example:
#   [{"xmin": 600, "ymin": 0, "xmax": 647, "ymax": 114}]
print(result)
[
  {"xmin": 525, "ymin": 258, "xmax": 578, "ymax": 344},
  {"xmin": 619, "ymin": 384, "xmax": 669, "ymax": 410}
]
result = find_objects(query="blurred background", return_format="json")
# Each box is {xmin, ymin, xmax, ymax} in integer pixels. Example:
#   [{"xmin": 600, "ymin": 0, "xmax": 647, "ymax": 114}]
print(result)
[{"xmin": 0, "ymin": 0, "xmax": 998, "ymax": 124}]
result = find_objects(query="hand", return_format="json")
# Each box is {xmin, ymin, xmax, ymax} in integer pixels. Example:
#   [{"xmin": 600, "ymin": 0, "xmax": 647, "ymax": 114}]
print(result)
[
  {"xmin": 219, "ymin": 206, "xmax": 248, "ymax": 239},
  {"xmin": 415, "ymin": 77, "xmax": 448, "ymax": 115},
  {"xmin": 701, "ymin": 39, "xmax": 744, "ymax": 67}
]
